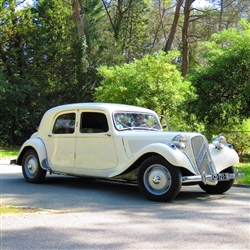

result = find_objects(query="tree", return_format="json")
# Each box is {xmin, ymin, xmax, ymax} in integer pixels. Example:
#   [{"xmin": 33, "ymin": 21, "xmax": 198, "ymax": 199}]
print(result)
[
  {"xmin": 102, "ymin": 0, "xmax": 133, "ymax": 41},
  {"xmin": 94, "ymin": 51, "xmax": 196, "ymax": 130},
  {"xmin": 101, "ymin": 0, "xmax": 150, "ymax": 63},
  {"xmin": 0, "ymin": 0, "xmax": 42, "ymax": 145},
  {"xmin": 0, "ymin": 0, "xmax": 86, "ymax": 145},
  {"xmin": 208, "ymin": 0, "xmax": 250, "ymax": 30},
  {"xmin": 71, "ymin": 0, "xmax": 87, "ymax": 37},
  {"xmin": 164, "ymin": 0, "xmax": 183, "ymax": 52},
  {"xmin": 188, "ymin": 20, "xmax": 250, "ymax": 131},
  {"xmin": 182, "ymin": 0, "xmax": 195, "ymax": 76}
]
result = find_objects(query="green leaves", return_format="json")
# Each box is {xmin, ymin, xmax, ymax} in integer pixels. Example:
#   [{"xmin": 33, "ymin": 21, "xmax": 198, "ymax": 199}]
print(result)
[
  {"xmin": 95, "ymin": 51, "xmax": 196, "ymax": 129},
  {"xmin": 189, "ymin": 20, "xmax": 250, "ymax": 130}
]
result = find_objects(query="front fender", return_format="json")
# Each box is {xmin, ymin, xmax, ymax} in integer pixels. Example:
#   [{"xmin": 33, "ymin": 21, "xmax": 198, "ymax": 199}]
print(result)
[
  {"xmin": 209, "ymin": 144, "xmax": 239, "ymax": 173},
  {"xmin": 17, "ymin": 137, "xmax": 51, "ymax": 171},
  {"xmin": 109, "ymin": 143, "xmax": 195, "ymax": 178}
]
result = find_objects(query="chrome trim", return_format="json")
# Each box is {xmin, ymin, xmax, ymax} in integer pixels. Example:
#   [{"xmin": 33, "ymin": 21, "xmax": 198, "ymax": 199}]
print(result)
[
  {"xmin": 182, "ymin": 171, "xmax": 245, "ymax": 185},
  {"xmin": 190, "ymin": 135, "xmax": 218, "ymax": 185}
]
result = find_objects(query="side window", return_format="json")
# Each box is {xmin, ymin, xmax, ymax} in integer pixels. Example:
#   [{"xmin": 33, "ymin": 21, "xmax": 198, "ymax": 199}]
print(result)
[
  {"xmin": 52, "ymin": 113, "xmax": 76, "ymax": 134},
  {"xmin": 80, "ymin": 112, "xmax": 108, "ymax": 133}
]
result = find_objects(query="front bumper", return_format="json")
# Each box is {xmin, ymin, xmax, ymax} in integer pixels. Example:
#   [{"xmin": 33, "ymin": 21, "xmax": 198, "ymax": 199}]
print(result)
[{"xmin": 182, "ymin": 170, "xmax": 245, "ymax": 185}]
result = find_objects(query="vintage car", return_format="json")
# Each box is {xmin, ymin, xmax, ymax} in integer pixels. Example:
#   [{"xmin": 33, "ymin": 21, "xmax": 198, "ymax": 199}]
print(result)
[{"xmin": 11, "ymin": 103, "xmax": 244, "ymax": 201}]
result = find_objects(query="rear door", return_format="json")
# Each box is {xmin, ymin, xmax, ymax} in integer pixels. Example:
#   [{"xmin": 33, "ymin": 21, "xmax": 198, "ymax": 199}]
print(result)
[
  {"xmin": 46, "ymin": 112, "xmax": 76, "ymax": 172},
  {"xmin": 75, "ymin": 111, "xmax": 118, "ymax": 174}
]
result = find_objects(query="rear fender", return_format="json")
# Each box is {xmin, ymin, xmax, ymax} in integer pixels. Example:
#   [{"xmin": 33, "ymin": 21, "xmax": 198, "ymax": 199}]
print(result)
[{"xmin": 17, "ymin": 138, "xmax": 51, "ymax": 171}]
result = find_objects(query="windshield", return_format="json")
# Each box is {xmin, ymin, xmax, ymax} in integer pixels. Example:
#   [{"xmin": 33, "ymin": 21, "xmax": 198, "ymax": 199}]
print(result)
[{"xmin": 113, "ymin": 112, "xmax": 162, "ymax": 131}]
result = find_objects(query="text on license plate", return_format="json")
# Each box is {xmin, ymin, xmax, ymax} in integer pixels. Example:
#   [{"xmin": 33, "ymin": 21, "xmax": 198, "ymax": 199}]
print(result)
[{"xmin": 212, "ymin": 173, "xmax": 231, "ymax": 181}]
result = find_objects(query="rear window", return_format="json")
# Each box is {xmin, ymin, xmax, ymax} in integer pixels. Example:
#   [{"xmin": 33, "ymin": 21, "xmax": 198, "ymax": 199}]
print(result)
[
  {"xmin": 52, "ymin": 113, "xmax": 76, "ymax": 134},
  {"xmin": 80, "ymin": 112, "xmax": 108, "ymax": 133}
]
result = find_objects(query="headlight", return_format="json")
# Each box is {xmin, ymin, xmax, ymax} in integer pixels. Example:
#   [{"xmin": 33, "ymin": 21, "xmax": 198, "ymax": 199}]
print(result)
[
  {"xmin": 172, "ymin": 134, "xmax": 187, "ymax": 149},
  {"xmin": 212, "ymin": 136, "xmax": 227, "ymax": 149}
]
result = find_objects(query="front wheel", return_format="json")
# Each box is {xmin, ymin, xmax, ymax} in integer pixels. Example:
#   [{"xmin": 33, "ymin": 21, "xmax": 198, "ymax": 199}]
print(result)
[
  {"xmin": 199, "ymin": 166, "xmax": 235, "ymax": 194},
  {"xmin": 22, "ymin": 149, "xmax": 47, "ymax": 183},
  {"xmin": 137, "ymin": 156, "xmax": 182, "ymax": 202}
]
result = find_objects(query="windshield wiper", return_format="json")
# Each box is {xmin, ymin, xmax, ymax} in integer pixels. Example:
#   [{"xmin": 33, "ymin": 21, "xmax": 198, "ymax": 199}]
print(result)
[{"xmin": 115, "ymin": 119, "xmax": 133, "ymax": 130}]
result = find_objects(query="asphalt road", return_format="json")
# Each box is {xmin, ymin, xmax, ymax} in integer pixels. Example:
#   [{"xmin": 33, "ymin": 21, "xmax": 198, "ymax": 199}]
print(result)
[{"xmin": 1, "ymin": 160, "xmax": 249, "ymax": 250}]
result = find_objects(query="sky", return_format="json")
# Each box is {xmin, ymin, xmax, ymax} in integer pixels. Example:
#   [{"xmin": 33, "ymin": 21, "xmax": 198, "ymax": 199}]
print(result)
[
  {"xmin": 20, "ymin": 0, "xmax": 212, "ymax": 7},
  {"xmin": 193, "ymin": 0, "xmax": 212, "ymax": 8}
]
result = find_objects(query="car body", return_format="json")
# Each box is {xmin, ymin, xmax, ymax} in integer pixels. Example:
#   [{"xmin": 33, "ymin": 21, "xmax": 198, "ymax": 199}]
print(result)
[{"xmin": 11, "ymin": 103, "xmax": 244, "ymax": 201}]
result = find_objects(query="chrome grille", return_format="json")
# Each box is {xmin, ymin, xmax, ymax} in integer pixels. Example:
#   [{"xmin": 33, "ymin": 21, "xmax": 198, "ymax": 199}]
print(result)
[{"xmin": 191, "ymin": 135, "xmax": 214, "ymax": 175}]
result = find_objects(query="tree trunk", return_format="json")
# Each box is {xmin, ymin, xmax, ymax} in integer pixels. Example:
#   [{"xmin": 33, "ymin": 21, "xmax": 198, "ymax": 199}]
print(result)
[
  {"xmin": 102, "ymin": 0, "xmax": 132, "ymax": 41},
  {"xmin": 182, "ymin": 0, "xmax": 195, "ymax": 77},
  {"xmin": 71, "ymin": 0, "xmax": 87, "ymax": 37},
  {"xmin": 219, "ymin": 0, "xmax": 224, "ymax": 30},
  {"xmin": 164, "ymin": 0, "xmax": 184, "ymax": 52}
]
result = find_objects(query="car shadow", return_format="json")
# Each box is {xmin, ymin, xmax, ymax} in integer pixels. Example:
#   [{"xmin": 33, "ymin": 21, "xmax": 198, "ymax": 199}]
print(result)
[{"xmin": 43, "ymin": 174, "xmax": 213, "ymax": 203}]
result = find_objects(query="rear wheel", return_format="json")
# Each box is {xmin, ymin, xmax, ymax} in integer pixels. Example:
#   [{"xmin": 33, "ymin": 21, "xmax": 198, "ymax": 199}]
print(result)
[
  {"xmin": 137, "ymin": 156, "xmax": 182, "ymax": 202},
  {"xmin": 22, "ymin": 149, "xmax": 46, "ymax": 183},
  {"xmin": 199, "ymin": 166, "xmax": 234, "ymax": 194}
]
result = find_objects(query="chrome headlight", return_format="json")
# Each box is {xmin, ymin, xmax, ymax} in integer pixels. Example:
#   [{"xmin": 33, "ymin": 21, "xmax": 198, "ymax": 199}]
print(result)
[
  {"xmin": 212, "ymin": 136, "xmax": 227, "ymax": 149},
  {"xmin": 172, "ymin": 134, "xmax": 187, "ymax": 149}
]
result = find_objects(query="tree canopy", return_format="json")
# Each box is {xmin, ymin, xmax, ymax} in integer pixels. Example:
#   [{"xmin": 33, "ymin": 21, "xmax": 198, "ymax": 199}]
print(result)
[
  {"xmin": 95, "ymin": 51, "xmax": 196, "ymax": 130},
  {"xmin": 0, "ymin": 0, "xmax": 250, "ymax": 146},
  {"xmin": 188, "ymin": 20, "xmax": 250, "ymax": 130}
]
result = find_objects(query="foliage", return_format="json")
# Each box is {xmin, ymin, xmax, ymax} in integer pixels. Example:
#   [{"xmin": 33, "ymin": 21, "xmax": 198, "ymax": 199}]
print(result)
[
  {"xmin": 1, "ymin": 0, "xmax": 250, "ymax": 145},
  {"xmin": 95, "ymin": 51, "xmax": 196, "ymax": 130},
  {"xmin": 223, "ymin": 120, "xmax": 250, "ymax": 156},
  {"xmin": 101, "ymin": 0, "xmax": 151, "ymax": 63},
  {"xmin": 0, "ymin": 0, "xmax": 86, "ymax": 145},
  {"xmin": 188, "ymin": 20, "xmax": 250, "ymax": 130}
]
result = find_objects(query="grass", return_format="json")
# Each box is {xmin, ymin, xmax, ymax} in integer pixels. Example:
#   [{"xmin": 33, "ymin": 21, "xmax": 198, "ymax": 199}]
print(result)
[
  {"xmin": 0, "ymin": 147, "xmax": 19, "ymax": 159},
  {"xmin": 0, "ymin": 205, "xmax": 42, "ymax": 215},
  {"xmin": 234, "ymin": 163, "xmax": 250, "ymax": 185}
]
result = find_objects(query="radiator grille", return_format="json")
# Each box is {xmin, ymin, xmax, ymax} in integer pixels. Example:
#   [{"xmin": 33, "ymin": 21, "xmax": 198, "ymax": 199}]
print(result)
[{"xmin": 191, "ymin": 135, "xmax": 213, "ymax": 174}]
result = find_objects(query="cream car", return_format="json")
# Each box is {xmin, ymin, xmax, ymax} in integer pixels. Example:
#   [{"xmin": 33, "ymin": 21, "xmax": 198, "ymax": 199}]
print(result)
[{"xmin": 11, "ymin": 103, "xmax": 244, "ymax": 201}]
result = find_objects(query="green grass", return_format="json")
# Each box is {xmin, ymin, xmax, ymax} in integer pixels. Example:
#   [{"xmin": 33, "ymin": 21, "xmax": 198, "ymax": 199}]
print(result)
[
  {"xmin": 234, "ymin": 163, "xmax": 250, "ymax": 185},
  {"xmin": 0, "ymin": 205, "xmax": 42, "ymax": 215},
  {"xmin": 0, "ymin": 147, "xmax": 19, "ymax": 159}
]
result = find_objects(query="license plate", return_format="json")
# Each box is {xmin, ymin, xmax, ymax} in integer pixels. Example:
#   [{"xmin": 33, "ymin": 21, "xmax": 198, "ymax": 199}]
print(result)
[{"xmin": 212, "ymin": 173, "xmax": 231, "ymax": 181}]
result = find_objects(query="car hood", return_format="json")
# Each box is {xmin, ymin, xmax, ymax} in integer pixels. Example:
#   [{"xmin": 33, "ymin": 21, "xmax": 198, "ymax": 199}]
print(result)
[{"xmin": 121, "ymin": 130, "xmax": 201, "ymax": 158}]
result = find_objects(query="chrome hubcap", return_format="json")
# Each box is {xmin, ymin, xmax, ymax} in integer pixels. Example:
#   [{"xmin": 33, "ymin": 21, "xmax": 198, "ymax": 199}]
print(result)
[
  {"xmin": 152, "ymin": 175, "xmax": 161, "ymax": 184},
  {"xmin": 144, "ymin": 165, "xmax": 172, "ymax": 195},
  {"xmin": 24, "ymin": 155, "xmax": 38, "ymax": 178},
  {"xmin": 28, "ymin": 163, "xmax": 33, "ymax": 171}
]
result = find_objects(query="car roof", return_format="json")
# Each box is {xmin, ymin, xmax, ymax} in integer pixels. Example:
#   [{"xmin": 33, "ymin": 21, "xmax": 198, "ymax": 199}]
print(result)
[
  {"xmin": 45, "ymin": 103, "xmax": 155, "ymax": 115},
  {"xmin": 38, "ymin": 103, "xmax": 158, "ymax": 135}
]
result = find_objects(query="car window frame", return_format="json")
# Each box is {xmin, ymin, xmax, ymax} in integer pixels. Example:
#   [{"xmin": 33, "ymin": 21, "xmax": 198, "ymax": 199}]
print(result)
[
  {"xmin": 79, "ymin": 111, "xmax": 109, "ymax": 134},
  {"xmin": 52, "ymin": 112, "xmax": 76, "ymax": 135}
]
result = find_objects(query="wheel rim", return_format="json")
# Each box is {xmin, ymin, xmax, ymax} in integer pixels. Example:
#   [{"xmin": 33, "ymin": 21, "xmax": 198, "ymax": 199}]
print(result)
[
  {"xmin": 143, "ymin": 164, "xmax": 172, "ymax": 195},
  {"xmin": 24, "ymin": 155, "xmax": 39, "ymax": 178}
]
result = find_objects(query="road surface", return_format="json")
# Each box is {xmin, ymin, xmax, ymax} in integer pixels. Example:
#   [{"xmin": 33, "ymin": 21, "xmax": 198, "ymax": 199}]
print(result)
[{"xmin": 1, "ymin": 160, "xmax": 249, "ymax": 249}]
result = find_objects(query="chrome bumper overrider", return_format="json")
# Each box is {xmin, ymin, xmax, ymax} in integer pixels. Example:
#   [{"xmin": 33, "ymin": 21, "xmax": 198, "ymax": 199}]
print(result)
[{"xmin": 182, "ymin": 170, "xmax": 245, "ymax": 185}]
